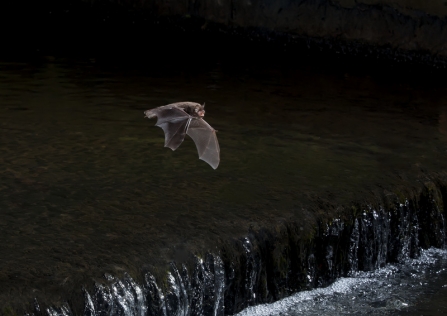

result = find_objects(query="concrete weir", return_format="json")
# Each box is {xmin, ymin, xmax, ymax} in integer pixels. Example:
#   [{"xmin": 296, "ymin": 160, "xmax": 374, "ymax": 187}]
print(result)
[{"xmin": 39, "ymin": 176, "xmax": 447, "ymax": 316}]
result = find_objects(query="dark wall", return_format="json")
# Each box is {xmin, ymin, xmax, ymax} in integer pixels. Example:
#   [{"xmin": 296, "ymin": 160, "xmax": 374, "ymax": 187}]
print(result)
[
  {"xmin": 2, "ymin": 0, "xmax": 447, "ymax": 66},
  {"xmin": 121, "ymin": 0, "xmax": 447, "ymax": 57}
]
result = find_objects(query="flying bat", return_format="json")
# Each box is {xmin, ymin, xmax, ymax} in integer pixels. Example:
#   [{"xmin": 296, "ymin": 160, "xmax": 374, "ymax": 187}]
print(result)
[{"xmin": 144, "ymin": 102, "xmax": 220, "ymax": 169}]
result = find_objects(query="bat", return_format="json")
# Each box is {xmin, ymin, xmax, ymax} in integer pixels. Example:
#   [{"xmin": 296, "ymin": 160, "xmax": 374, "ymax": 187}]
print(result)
[{"xmin": 144, "ymin": 102, "xmax": 220, "ymax": 169}]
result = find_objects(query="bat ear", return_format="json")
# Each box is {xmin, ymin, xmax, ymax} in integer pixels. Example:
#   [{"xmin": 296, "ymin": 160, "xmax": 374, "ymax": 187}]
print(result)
[{"xmin": 202, "ymin": 102, "xmax": 205, "ymax": 108}]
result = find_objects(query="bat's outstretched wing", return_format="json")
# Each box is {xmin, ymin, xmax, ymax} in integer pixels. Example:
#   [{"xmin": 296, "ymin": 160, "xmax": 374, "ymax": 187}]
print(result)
[
  {"xmin": 186, "ymin": 118, "xmax": 220, "ymax": 169},
  {"xmin": 152, "ymin": 107, "xmax": 191, "ymax": 150},
  {"xmin": 145, "ymin": 104, "xmax": 220, "ymax": 169}
]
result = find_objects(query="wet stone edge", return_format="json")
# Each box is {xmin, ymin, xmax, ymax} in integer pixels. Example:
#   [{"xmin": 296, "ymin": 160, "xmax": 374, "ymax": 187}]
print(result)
[{"xmin": 19, "ymin": 177, "xmax": 447, "ymax": 316}]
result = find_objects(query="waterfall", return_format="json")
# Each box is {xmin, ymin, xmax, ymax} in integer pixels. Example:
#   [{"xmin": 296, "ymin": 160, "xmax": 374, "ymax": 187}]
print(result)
[{"xmin": 32, "ymin": 183, "xmax": 447, "ymax": 316}]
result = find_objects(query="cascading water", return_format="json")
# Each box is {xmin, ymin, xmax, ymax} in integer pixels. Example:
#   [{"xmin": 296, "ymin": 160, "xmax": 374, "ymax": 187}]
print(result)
[
  {"xmin": 32, "ymin": 185, "xmax": 446, "ymax": 316},
  {"xmin": 79, "ymin": 255, "xmax": 226, "ymax": 316}
]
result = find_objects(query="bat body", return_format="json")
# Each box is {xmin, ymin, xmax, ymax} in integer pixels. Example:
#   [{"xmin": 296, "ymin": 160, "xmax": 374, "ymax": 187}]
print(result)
[{"xmin": 144, "ymin": 102, "xmax": 220, "ymax": 169}]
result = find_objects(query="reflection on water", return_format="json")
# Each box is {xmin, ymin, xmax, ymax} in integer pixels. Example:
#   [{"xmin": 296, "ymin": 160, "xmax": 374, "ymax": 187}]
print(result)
[{"xmin": 0, "ymin": 57, "xmax": 447, "ymax": 310}]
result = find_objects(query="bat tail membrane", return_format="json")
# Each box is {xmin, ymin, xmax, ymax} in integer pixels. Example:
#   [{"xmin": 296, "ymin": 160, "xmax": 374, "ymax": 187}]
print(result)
[
  {"xmin": 154, "ymin": 108, "xmax": 191, "ymax": 151},
  {"xmin": 187, "ymin": 118, "xmax": 220, "ymax": 169}
]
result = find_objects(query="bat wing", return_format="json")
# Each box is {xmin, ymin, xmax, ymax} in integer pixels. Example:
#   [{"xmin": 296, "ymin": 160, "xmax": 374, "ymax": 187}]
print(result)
[
  {"xmin": 154, "ymin": 107, "xmax": 191, "ymax": 151},
  {"xmin": 186, "ymin": 118, "xmax": 220, "ymax": 169}
]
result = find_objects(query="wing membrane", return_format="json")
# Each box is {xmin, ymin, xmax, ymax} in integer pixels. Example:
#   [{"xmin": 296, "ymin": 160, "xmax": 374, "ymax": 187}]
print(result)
[
  {"xmin": 155, "ymin": 107, "xmax": 191, "ymax": 150},
  {"xmin": 186, "ymin": 118, "xmax": 220, "ymax": 169}
]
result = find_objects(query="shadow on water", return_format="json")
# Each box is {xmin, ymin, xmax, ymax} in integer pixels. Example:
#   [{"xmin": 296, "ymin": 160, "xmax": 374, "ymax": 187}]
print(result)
[{"xmin": 1, "ymin": 55, "xmax": 447, "ymax": 313}]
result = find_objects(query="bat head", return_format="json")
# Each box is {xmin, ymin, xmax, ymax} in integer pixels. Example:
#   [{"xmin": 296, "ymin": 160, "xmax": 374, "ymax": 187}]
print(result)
[{"xmin": 194, "ymin": 103, "xmax": 205, "ymax": 117}]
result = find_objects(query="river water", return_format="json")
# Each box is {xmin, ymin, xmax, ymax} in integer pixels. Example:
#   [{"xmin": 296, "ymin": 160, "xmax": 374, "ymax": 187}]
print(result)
[
  {"xmin": 1, "ymin": 55, "xmax": 447, "ymax": 314},
  {"xmin": 236, "ymin": 248, "xmax": 447, "ymax": 315}
]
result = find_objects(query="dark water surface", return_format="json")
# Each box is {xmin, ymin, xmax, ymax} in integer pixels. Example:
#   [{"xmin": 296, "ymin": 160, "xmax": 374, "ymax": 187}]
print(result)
[{"xmin": 1, "ymin": 57, "xmax": 447, "ymax": 312}]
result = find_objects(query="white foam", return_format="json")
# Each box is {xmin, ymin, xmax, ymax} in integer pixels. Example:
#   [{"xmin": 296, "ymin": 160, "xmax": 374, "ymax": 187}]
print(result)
[{"xmin": 235, "ymin": 248, "xmax": 447, "ymax": 316}]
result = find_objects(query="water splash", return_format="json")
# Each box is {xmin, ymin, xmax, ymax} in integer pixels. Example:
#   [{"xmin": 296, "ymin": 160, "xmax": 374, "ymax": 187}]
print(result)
[
  {"xmin": 242, "ymin": 237, "xmax": 258, "ymax": 304},
  {"xmin": 82, "ymin": 254, "xmax": 225, "ymax": 316},
  {"xmin": 236, "ymin": 248, "xmax": 447, "ymax": 316},
  {"xmin": 46, "ymin": 304, "xmax": 72, "ymax": 316},
  {"xmin": 85, "ymin": 274, "xmax": 146, "ymax": 316}
]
